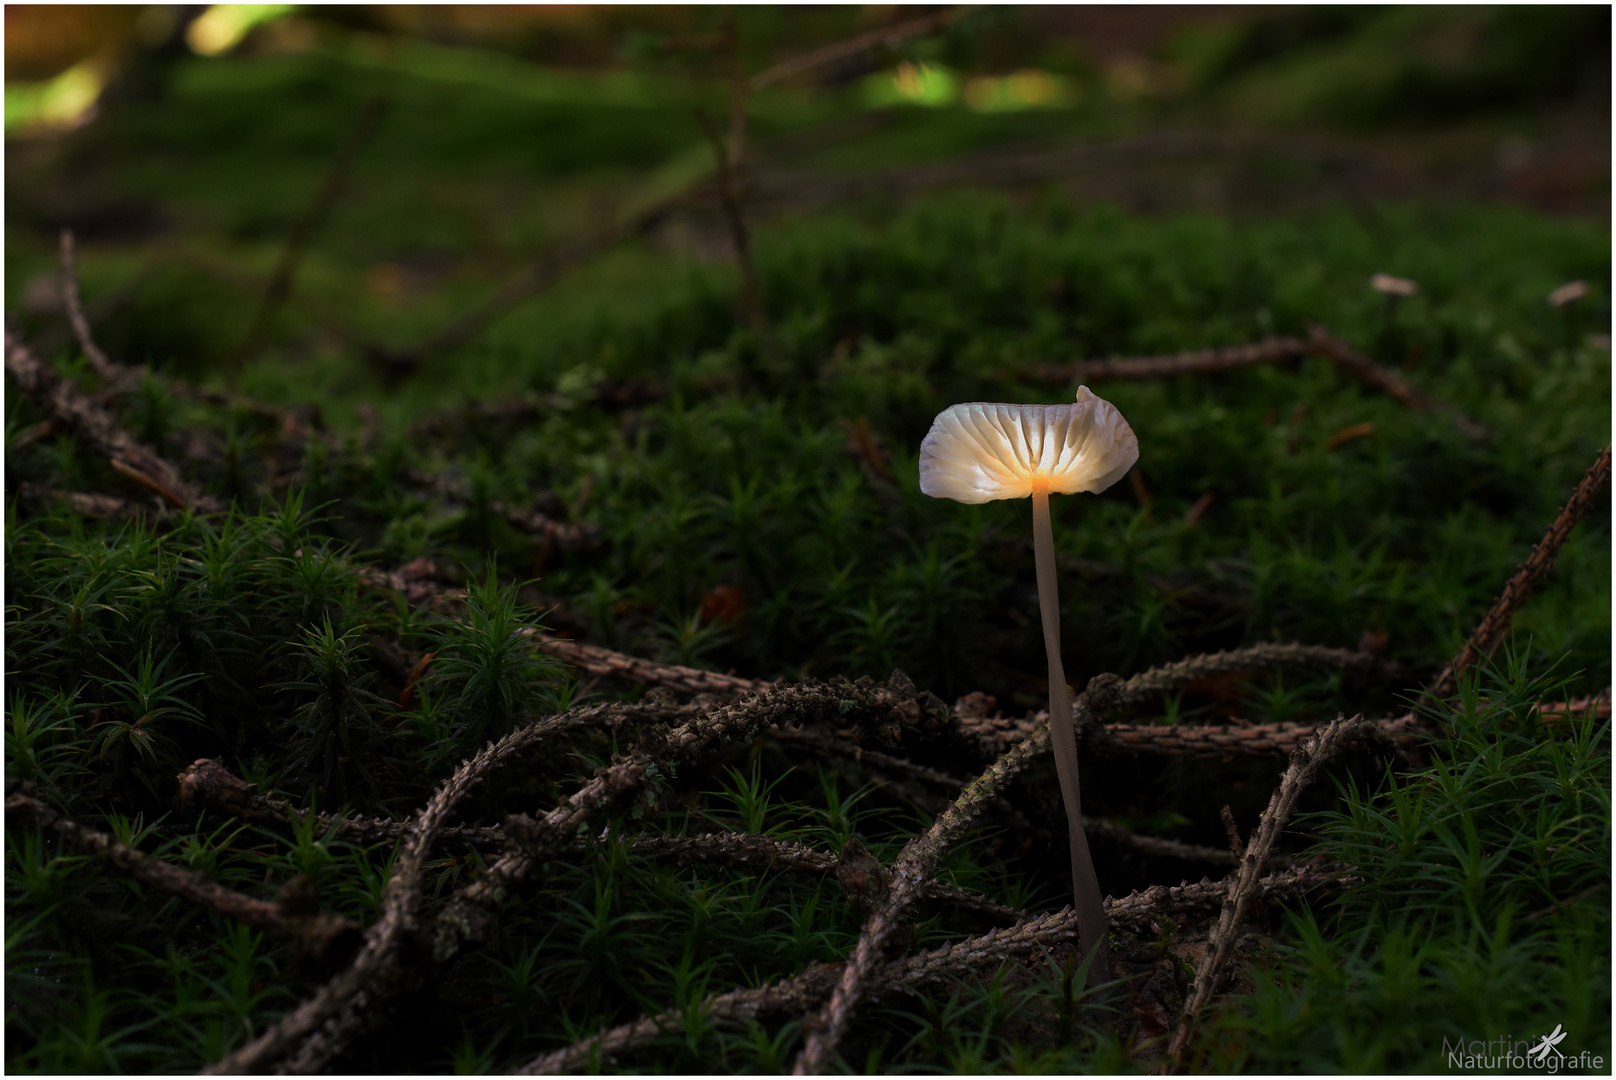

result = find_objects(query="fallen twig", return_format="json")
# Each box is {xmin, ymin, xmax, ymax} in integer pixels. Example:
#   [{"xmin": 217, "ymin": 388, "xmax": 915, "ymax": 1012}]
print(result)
[
  {"xmin": 1165, "ymin": 714, "xmax": 1371, "ymax": 1071},
  {"xmin": 204, "ymin": 700, "xmax": 668, "ymax": 1074},
  {"xmin": 748, "ymin": 7, "xmax": 972, "ymax": 91},
  {"xmin": 177, "ymin": 757, "xmax": 505, "ymax": 851},
  {"xmin": 4, "ymin": 328, "xmax": 220, "ymax": 513},
  {"xmin": 400, "ymin": 468, "xmax": 603, "ymax": 555},
  {"xmin": 695, "ymin": 107, "xmax": 769, "ymax": 345},
  {"xmin": 1030, "ymin": 329, "xmax": 1489, "ymax": 439},
  {"xmin": 442, "ymin": 678, "xmax": 952, "ymax": 968},
  {"xmin": 1032, "ymin": 336, "xmax": 1309, "ymax": 385},
  {"xmin": 792, "ymin": 699, "xmax": 1063, "ymax": 1072},
  {"xmin": 58, "ymin": 230, "xmax": 123, "ymax": 383},
  {"xmin": 527, "ymin": 634, "xmax": 762, "ymax": 696},
  {"xmin": 236, "ymin": 95, "xmax": 391, "ymax": 365},
  {"xmin": 13, "ymin": 482, "xmax": 163, "ymax": 522},
  {"xmin": 6, "ymin": 780, "xmax": 360, "ymax": 965},
  {"xmin": 1306, "ymin": 326, "xmax": 1490, "ymax": 439},
  {"xmin": 1426, "ymin": 444, "xmax": 1611, "ymax": 703}
]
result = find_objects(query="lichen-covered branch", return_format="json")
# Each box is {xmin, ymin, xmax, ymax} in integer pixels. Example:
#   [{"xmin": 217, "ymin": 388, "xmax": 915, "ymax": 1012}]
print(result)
[
  {"xmin": 177, "ymin": 758, "xmax": 506, "ymax": 851},
  {"xmin": 792, "ymin": 719, "xmax": 1055, "ymax": 1073},
  {"xmin": 205, "ymin": 701, "xmax": 661, "ymax": 1074},
  {"xmin": 6, "ymin": 781, "xmax": 360, "ymax": 965},
  {"xmin": 4, "ymin": 328, "xmax": 218, "ymax": 512},
  {"xmin": 528, "ymin": 633, "xmax": 762, "ymax": 696},
  {"xmin": 1165, "ymin": 715, "xmax": 1371, "ymax": 1070},
  {"xmin": 1427, "ymin": 444, "xmax": 1611, "ymax": 702},
  {"xmin": 441, "ymin": 677, "xmax": 951, "ymax": 967}
]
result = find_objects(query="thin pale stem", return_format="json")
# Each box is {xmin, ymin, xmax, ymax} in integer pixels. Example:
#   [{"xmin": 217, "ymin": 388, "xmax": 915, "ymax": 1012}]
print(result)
[{"xmin": 1031, "ymin": 488, "xmax": 1111, "ymax": 985}]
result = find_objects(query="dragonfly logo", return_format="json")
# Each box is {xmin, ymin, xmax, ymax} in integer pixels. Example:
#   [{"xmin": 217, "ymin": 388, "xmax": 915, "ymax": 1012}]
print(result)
[
  {"xmin": 1529, "ymin": 1025, "xmax": 1568, "ymax": 1068},
  {"xmin": 1442, "ymin": 1026, "xmax": 1603, "ymax": 1072}
]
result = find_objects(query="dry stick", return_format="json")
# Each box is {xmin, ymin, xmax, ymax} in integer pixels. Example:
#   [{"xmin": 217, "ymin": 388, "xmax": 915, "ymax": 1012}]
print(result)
[
  {"xmin": 236, "ymin": 95, "xmax": 391, "ymax": 366},
  {"xmin": 792, "ymin": 718, "xmax": 1056, "ymax": 1073},
  {"xmin": 6, "ymin": 783, "xmax": 360, "ymax": 964},
  {"xmin": 176, "ymin": 757, "xmax": 507, "ymax": 851},
  {"xmin": 434, "ymin": 680, "xmax": 946, "ymax": 969},
  {"xmin": 14, "ymin": 482, "xmax": 163, "ymax": 522},
  {"xmin": 695, "ymin": 107, "xmax": 770, "ymax": 345},
  {"xmin": 526, "ymin": 633, "xmax": 1401, "ymax": 760},
  {"xmin": 747, "ymin": 7, "xmax": 972, "ymax": 91},
  {"xmin": 1033, "ymin": 330, "xmax": 1489, "ymax": 439},
  {"xmin": 369, "ymin": 12, "xmax": 970, "ymax": 377},
  {"xmin": 536, "ymin": 828, "xmax": 1027, "ymax": 923},
  {"xmin": 363, "ymin": 188, "xmax": 698, "ymax": 376},
  {"xmin": 1032, "ymin": 336, "xmax": 1310, "ymax": 385},
  {"xmin": 182, "ymin": 746, "xmax": 1243, "ymax": 875},
  {"xmin": 58, "ymin": 230, "xmax": 120, "ymax": 381},
  {"xmin": 1164, "ymin": 714, "xmax": 1372, "ymax": 1071},
  {"xmin": 263, "ymin": 680, "xmax": 939, "ymax": 1074},
  {"xmin": 524, "ymin": 864, "xmax": 1352, "ymax": 1075},
  {"xmin": 1089, "ymin": 817, "xmax": 1247, "ymax": 869},
  {"xmin": 1426, "ymin": 444, "xmax": 1612, "ymax": 703},
  {"xmin": 401, "ymin": 467, "xmax": 603, "ymax": 553},
  {"xmin": 56, "ymin": 238, "xmax": 295, "ymax": 421},
  {"xmin": 32, "ymin": 250, "xmax": 162, "ymax": 360},
  {"xmin": 205, "ymin": 701, "xmax": 649, "ymax": 1075},
  {"xmin": 523, "ymin": 628, "xmax": 1598, "ymax": 760},
  {"xmin": 4, "ymin": 328, "xmax": 220, "ymax": 513},
  {"xmin": 1305, "ymin": 326, "xmax": 1491, "ymax": 440}
]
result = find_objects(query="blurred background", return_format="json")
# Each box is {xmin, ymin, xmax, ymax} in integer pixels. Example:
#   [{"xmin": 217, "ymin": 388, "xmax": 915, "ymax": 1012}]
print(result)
[
  {"xmin": 7, "ymin": 5, "xmax": 1610, "ymax": 373},
  {"xmin": 5, "ymin": 4, "xmax": 1611, "ymax": 702}
]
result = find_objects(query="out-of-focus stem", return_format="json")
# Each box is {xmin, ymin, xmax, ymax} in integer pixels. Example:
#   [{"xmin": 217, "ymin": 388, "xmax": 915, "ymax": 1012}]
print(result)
[{"xmin": 1031, "ymin": 488, "xmax": 1111, "ymax": 985}]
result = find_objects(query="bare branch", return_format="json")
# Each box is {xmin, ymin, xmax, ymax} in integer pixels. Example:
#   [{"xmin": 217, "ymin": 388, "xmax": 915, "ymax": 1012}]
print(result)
[
  {"xmin": 527, "ymin": 633, "xmax": 764, "ymax": 697},
  {"xmin": 749, "ymin": 7, "xmax": 972, "ymax": 90},
  {"xmin": 438, "ymin": 678, "xmax": 950, "ymax": 968},
  {"xmin": 58, "ymin": 230, "xmax": 121, "ymax": 381},
  {"xmin": 694, "ymin": 107, "xmax": 770, "ymax": 344},
  {"xmin": 236, "ymin": 95, "xmax": 391, "ymax": 365},
  {"xmin": 1031, "ymin": 336, "xmax": 1309, "ymax": 385},
  {"xmin": 14, "ymin": 482, "xmax": 163, "ymax": 523},
  {"xmin": 6, "ymin": 782, "xmax": 360, "ymax": 965},
  {"xmin": 1166, "ymin": 714, "xmax": 1372, "ymax": 1070},
  {"xmin": 793, "ymin": 707, "xmax": 1057, "ymax": 1072},
  {"xmin": 1030, "ymin": 329, "xmax": 1489, "ymax": 439},
  {"xmin": 1427, "ymin": 444, "xmax": 1611, "ymax": 702},
  {"xmin": 205, "ymin": 700, "xmax": 665, "ymax": 1074},
  {"xmin": 1306, "ymin": 326, "xmax": 1491, "ymax": 439},
  {"xmin": 4, "ymin": 328, "xmax": 220, "ymax": 513}
]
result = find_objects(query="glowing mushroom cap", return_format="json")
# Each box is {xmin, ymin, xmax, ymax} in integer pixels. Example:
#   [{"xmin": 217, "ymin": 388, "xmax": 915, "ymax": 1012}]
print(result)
[{"xmin": 919, "ymin": 387, "xmax": 1139, "ymax": 505}]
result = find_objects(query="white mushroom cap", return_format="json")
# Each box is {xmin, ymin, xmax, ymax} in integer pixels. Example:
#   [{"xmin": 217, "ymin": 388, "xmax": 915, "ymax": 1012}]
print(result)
[
  {"xmin": 1371, "ymin": 273, "xmax": 1419, "ymax": 297},
  {"xmin": 919, "ymin": 387, "xmax": 1139, "ymax": 504}
]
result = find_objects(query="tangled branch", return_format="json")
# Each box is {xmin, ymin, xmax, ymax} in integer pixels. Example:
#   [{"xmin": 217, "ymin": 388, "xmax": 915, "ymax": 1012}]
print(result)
[
  {"xmin": 524, "ymin": 864, "xmax": 1353, "ymax": 1074},
  {"xmin": 205, "ymin": 701, "xmax": 662, "ymax": 1074}
]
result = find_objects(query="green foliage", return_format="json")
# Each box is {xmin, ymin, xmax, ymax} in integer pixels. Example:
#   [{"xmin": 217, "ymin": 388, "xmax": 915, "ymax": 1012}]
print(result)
[
  {"xmin": 1203, "ymin": 651, "xmax": 1612, "ymax": 1072},
  {"xmin": 3, "ymin": 53, "xmax": 1608, "ymax": 1068}
]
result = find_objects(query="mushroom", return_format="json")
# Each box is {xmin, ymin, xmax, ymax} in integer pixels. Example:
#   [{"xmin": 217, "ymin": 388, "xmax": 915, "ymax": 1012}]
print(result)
[
  {"xmin": 919, "ymin": 387, "xmax": 1138, "ymax": 983},
  {"xmin": 1371, "ymin": 272, "xmax": 1420, "ymax": 338}
]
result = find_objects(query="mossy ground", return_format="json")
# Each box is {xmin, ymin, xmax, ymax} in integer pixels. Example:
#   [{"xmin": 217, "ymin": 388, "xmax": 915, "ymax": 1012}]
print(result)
[{"xmin": 5, "ymin": 9, "xmax": 1610, "ymax": 1073}]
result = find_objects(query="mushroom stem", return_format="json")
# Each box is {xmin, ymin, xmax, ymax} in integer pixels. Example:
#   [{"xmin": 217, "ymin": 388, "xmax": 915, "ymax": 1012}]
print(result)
[{"xmin": 1031, "ymin": 489, "xmax": 1111, "ymax": 986}]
